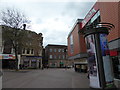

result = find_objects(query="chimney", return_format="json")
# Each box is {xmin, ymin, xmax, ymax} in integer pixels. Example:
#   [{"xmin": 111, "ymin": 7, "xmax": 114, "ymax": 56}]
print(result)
[{"xmin": 23, "ymin": 24, "xmax": 26, "ymax": 30}]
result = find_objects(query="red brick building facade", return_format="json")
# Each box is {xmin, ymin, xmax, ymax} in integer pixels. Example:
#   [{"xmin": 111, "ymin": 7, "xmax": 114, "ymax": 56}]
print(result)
[
  {"xmin": 67, "ymin": 19, "xmax": 88, "ymax": 72},
  {"xmin": 45, "ymin": 44, "xmax": 73, "ymax": 68},
  {"xmin": 68, "ymin": 1, "xmax": 120, "ymax": 87}
]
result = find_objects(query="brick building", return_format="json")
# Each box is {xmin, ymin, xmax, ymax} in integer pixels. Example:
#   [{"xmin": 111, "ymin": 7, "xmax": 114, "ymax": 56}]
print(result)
[
  {"xmin": 68, "ymin": 1, "xmax": 120, "ymax": 88},
  {"xmin": 45, "ymin": 44, "xmax": 72, "ymax": 68},
  {"xmin": 81, "ymin": 2, "xmax": 120, "ymax": 88},
  {"xmin": 67, "ymin": 19, "xmax": 88, "ymax": 72},
  {"xmin": 20, "ymin": 31, "xmax": 43, "ymax": 69},
  {"xmin": 1, "ymin": 25, "xmax": 43, "ymax": 69}
]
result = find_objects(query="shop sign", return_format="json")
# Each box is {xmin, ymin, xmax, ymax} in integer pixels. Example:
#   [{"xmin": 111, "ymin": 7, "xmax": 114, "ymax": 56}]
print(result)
[
  {"xmin": 0, "ymin": 54, "xmax": 15, "ymax": 59},
  {"xmin": 26, "ymin": 56, "xmax": 42, "ymax": 58},
  {"xmin": 110, "ymin": 50, "xmax": 118, "ymax": 56},
  {"xmin": 82, "ymin": 7, "xmax": 98, "ymax": 28}
]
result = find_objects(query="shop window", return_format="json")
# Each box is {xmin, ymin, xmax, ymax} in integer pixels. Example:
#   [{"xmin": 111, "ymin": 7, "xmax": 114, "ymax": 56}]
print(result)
[{"xmin": 112, "ymin": 56, "xmax": 120, "ymax": 79}]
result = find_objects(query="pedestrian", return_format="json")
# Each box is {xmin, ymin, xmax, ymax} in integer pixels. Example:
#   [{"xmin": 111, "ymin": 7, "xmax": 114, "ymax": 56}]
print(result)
[
  {"xmin": 41, "ymin": 65, "xmax": 44, "ymax": 70},
  {"xmin": 46, "ymin": 64, "xmax": 49, "ymax": 69},
  {"xmin": 19, "ymin": 64, "xmax": 22, "ymax": 69},
  {"xmin": 87, "ymin": 69, "xmax": 90, "ymax": 79}
]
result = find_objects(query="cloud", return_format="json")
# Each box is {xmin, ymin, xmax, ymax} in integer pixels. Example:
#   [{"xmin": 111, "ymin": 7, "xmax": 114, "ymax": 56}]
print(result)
[
  {"xmin": 0, "ymin": 1, "xmax": 96, "ymax": 47},
  {"xmin": 63, "ymin": 2, "xmax": 96, "ymax": 18},
  {"xmin": 28, "ymin": 2, "xmax": 96, "ymax": 47},
  {"xmin": 30, "ymin": 17, "xmax": 70, "ymax": 47},
  {"xmin": 1, "ymin": 0, "xmax": 97, "ymax": 3}
]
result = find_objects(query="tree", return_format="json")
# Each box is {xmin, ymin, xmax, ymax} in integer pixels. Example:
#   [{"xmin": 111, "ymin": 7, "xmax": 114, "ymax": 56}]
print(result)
[{"xmin": 1, "ymin": 8, "xmax": 30, "ymax": 70}]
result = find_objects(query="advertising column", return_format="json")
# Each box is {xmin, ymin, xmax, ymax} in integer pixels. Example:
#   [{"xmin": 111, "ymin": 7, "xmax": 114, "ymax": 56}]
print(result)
[
  {"xmin": 99, "ymin": 34, "xmax": 114, "ymax": 87},
  {"xmin": 83, "ymin": 23, "xmax": 116, "ymax": 89},
  {"xmin": 85, "ymin": 34, "xmax": 100, "ymax": 88}
]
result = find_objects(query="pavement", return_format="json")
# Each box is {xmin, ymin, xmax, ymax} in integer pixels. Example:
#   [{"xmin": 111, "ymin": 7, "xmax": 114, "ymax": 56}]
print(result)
[{"xmin": 2, "ymin": 68, "xmax": 90, "ymax": 88}]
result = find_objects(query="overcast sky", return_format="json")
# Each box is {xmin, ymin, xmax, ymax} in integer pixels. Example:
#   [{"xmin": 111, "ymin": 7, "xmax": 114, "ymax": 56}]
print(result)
[{"xmin": 0, "ymin": 0, "xmax": 97, "ymax": 47}]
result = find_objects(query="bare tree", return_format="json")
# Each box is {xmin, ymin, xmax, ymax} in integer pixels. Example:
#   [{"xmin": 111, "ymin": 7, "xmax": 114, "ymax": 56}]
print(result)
[{"xmin": 1, "ymin": 8, "xmax": 30, "ymax": 70}]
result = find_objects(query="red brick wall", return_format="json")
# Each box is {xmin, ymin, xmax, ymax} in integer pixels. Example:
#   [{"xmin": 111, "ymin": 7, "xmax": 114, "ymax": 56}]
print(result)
[
  {"xmin": 68, "ymin": 23, "xmax": 87, "ymax": 57},
  {"xmin": 79, "ymin": 34, "xmax": 87, "ymax": 53},
  {"xmin": 68, "ymin": 2, "xmax": 120, "ymax": 57},
  {"xmin": 68, "ymin": 24, "xmax": 80, "ymax": 57},
  {"xmin": 98, "ymin": 2, "xmax": 119, "ymax": 41}
]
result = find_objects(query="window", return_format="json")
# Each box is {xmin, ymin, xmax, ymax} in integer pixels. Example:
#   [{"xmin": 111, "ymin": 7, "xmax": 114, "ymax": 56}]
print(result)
[
  {"xmin": 27, "ymin": 48, "xmax": 30, "ymax": 54},
  {"xmin": 31, "ymin": 49, "xmax": 34, "ymax": 54},
  {"xmin": 49, "ymin": 55, "xmax": 52, "ymax": 59},
  {"xmin": 62, "ymin": 55, "xmax": 65, "ymax": 59},
  {"xmin": 66, "ymin": 55, "xmax": 68, "ymax": 59},
  {"xmin": 70, "ymin": 35, "xmax": 74, "ymax": 54},
  {"xmin": 50, "ymin": 48, "xmax": 52, "ymax": 52},
  {"xmin": 59, "ymin": 55, "xmax": 61, "ymax": 59},
  {"xmin": 22, "ymin": 48, "xmax": 25, "ymax": 54},
  {"xmin": 39, "ymin": 42, "xmax": 42, "ymax": 46},
  {"xmin": 54, "ymin": 49, "xmax": 56, "ymax": 52},
  {"xmin": 54, "ymin": 55, "xmax": 57, "ymax": 59},
  {"xmin": 29, "ymin": 42, "xmax": 32, "ymax": 45},
  {"xmin": 58, "ymin": 49, "xmax": 61, "ymax": 52}
]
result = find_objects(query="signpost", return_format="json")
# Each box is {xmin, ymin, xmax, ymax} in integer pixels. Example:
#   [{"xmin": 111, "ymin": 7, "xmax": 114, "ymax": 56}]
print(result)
[{"xmin": 83, "ymin": 23, "xmax": 116, "ymax": 89}]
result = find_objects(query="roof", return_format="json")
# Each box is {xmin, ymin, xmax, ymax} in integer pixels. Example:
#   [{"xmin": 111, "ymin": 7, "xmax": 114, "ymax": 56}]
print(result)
[
  {"xmin": 68, "ymin": 19, "xmax": 83, "ymax": 38},
  {"xmin": 45, "ymin": 44, "xmax": 67, "ymax": 48}
]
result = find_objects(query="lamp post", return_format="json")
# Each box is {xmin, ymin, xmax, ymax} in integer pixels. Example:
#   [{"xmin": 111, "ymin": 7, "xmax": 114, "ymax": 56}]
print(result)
[{"xmin": 82, "ymin": 23, "xmax": 116, "ymax": 89}]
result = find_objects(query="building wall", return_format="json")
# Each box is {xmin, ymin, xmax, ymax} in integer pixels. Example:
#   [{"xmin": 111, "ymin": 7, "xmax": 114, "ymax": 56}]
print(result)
[
  {"xmin": 80, "ymin": 2, "xmax": 120, "ymax": 87},
  {"xmin": 45, "ymin": 44, "xmax": 70, "ymax": 68},
  {"xmin": 79, "ymin": 34, "xmax": 87, "ymax": 53},
  {"xmin": 1, "ymin": 25, "xmax": 43, "ymax": 69},
  {"xmin": 68, "ymin": 24, "xmax": 80, "ymax": 57},
  {"xmin": 68, "ymin": 21, "xmax": 87, "ymax": 58},
  {"xmin": 20, "ymin": 31, "xmax": 43, "ymax": 69},
  {"xmin": 98, "ymin": 2, "xmax": 119, "ymax": 42},
  {"xmin": 81, "ymin": 2, "xmax": 120, "ymax": 42}
]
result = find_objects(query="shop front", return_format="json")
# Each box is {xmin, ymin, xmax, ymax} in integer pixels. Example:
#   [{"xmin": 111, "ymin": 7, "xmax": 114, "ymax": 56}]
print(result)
[
  {"xmin": 1, "ymin": 54, "xmax": 16, "ymax": 69},
  {"xmin": 74, "ymin": 62, "xmax": 87, "ymax": 73},
  {"xmin": 21, "ymin": 56, "xmax": 42, "ymax": 69},
  {"xmin": 108, "ymin": 38, "xmax": 120, "ymax": 87}
]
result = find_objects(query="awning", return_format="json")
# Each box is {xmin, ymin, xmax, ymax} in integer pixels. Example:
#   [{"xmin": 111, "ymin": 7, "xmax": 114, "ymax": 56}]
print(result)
[{"xmin": 60, "ymin": 62, "xmax": 64, "ymax": 64}]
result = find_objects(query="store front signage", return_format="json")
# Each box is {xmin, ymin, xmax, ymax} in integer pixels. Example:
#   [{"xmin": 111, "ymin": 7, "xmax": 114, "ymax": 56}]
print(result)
[
  {"xmin": 110, "ymin": 50, "xmax": 118, "ymax": 56},
  {"xmin": 0, "ymin": 54, "xmax": 15, "ymax": 59},
  {"xmin": 25, "ymin": 56, "xmax": 42, "ymax": 59},
  {"xmin": 82, "ymin": 7, "xmax": 98, "ymax": 28}
]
